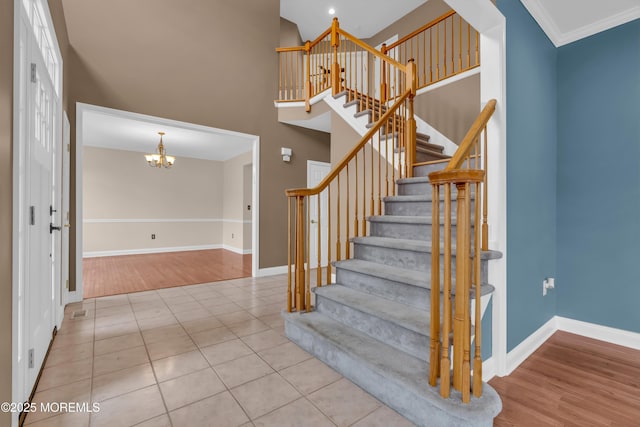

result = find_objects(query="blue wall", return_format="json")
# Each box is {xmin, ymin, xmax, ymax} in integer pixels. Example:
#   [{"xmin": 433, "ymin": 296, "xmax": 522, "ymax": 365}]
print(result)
[
  {"xmin": 557, "ymin": 20, "xmax": 640, "ymax": 332},
  {"xmin": 497, "ymin": 0, "xmax": 558, "ymax": 351}
]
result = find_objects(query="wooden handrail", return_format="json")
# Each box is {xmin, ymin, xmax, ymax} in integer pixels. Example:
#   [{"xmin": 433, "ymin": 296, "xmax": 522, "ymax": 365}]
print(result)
[
  {"xmin": 444, "ymin": 99, "xmax": 496, "ymax": 171},
  {"xmin": 275, "ymin": 46, "xmax": 306, "ymax": 53},
  {"xmin": 337, "ymin": 27, "xmax": 406, "ymax": 71},
  {"xmin": 309, "ymin": 27, "xmax": 333, "ymax": 49},
  {"xmin": 386, "ymin": 9, "xmax": 456, "ymax": 51},
  {"xmin": 286, "ymin": 90, "xmax": 411, "ymax": 198}
]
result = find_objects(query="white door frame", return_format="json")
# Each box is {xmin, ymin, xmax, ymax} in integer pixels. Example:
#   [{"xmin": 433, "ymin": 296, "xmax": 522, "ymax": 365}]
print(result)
[
  {"xmin": 443, "ymin": 0, "xmax": 508, "ymax": 377},
  {"xmin": 307, "ymin": 160, "xmax": 330, "ymax": 269},
  {"xmin": 74, "ymin": 103, "xmax": 261, "ymax": 301},
  {"xmin": 61, "ymin": 112, "xmax": 71, "ymax": 306},
  {"xmin": 12, "ymin": 0, "xmax": 63, "ymax": 423}
]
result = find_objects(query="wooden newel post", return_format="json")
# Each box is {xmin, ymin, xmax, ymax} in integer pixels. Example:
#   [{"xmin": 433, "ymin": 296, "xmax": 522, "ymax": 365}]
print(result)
[
  {"xmin": 295, "ymin": 195, "xmax": 306, "ymax": 312},
  {"xmin": 331, "ymin": 18, "xmax": 341, "ymax": 96},
  {"xmin": 405, "ymin": 59, "xmax": 417, "ymax": 178},
  {"xmin": 380, "ymin": 43, "xmax": 388, "ymax": 104},
  {"xmin": 304, "ymin": 41, "xmax": 312, "ymax": 112}
]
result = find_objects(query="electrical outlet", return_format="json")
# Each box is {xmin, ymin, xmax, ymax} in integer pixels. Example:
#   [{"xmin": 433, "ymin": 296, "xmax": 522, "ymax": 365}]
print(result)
[
  {"xmin": 151, "ymin": 234, "xmax": 156, "ymax": 240},
  {"xmin": 543, "ymin": 277, "xmax": 555, "ymax": 296}
]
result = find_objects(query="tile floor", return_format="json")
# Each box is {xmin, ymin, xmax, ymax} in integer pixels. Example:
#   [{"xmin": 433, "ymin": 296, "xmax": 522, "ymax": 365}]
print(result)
[{"xmin": 25, "ymin": 274, "xmax": 415, "ymax": 427}]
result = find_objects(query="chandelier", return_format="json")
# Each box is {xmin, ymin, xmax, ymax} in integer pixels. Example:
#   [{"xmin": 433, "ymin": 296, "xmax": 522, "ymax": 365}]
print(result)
[{"xmin": 144, "ymin": 132, "xmax": 175, "ymax": 168}]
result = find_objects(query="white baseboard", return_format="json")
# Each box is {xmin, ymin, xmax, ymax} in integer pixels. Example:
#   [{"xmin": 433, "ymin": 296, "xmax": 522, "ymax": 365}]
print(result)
[
  {"xmin": 504, "ymin": 315, "xmax": 640, "ymax": 376},
  {"xmin": 505, "ymin": 316, "xmax": 557, "ymax": 375},
  {"xmin": 222, "ymin": 244, "xmax": 252, "ymax": 255},
  {"xmin": 256, "ymin": 265, "xmax": 289, "ymax": 277},
  {"xmin": 83, "ymin": 244, "xmax": 223, "ymax": 258},
  {"xmin": 556, "ymin": 316, "xmax": 640, "ymax": 351},
  {"xmin": 481, "ymin": 357, "xmax": 496, "ymax": 381}
]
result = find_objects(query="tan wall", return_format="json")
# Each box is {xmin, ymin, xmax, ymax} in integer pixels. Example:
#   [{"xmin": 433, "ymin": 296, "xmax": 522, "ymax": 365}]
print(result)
[
  {"xmin": 222, "ymin": 151, "xmax": 252, "ymax": 252},
  {"xmin": 47, "ymin": 0, "xmax": 330, "ymax": 288},
  {"xmin": 365, "ymin": 0, "xmax": 480, "ymax": 144},
  {"xmin": 414, "ymin": 73, "xmax": 480, "ymax": 143},
  {"xmin": 0, "ymin": 0, "xmax": 13, "ymax": 422},
  {"xmin": 83, "ymin": 146, "xmax": 225, "ymax": 252}
]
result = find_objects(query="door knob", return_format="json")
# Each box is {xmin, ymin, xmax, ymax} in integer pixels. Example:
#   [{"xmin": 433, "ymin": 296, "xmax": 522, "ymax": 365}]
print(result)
[
  {"xmin": 310, "ymin": 219, "xmax": 318, "ymax": 224},
  {"xmin": 64, "ymin": 224, "xmax": 70, "ymax": 228},
  {"xmin": 50, "ymin": 223, "xmax": 61, "ymax": 234}
]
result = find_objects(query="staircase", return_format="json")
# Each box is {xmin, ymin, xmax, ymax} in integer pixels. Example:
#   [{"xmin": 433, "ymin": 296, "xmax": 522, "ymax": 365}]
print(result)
[{"xmin": 283, "ymin": 160, "xmax": 502, "ymax": 427}]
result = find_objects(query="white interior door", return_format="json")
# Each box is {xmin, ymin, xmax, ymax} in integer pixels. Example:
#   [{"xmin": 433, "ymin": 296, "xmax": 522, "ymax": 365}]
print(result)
[
  {"xmin": 26, "ymin": 36, "xmax": 56, "ymax": 393},
  {"xmin": 307, "ymin": 161, "xmax": 330, "ymax": 270}
]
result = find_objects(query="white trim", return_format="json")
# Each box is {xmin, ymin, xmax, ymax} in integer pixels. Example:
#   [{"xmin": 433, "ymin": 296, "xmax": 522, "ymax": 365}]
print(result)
[
  {"xmin": 222, "ymin": 245, "xmax": 252, "ymax": 255},
  {"xmin": 256, "ymin": 265, "xmax": 289, "ymax": 277},
  {"xmin": 521, "ymin": 0, "xmax": 640, "ymax": 47},
  {"xmin": 505, "ymin": 316, "xmax": 557, "ymax": 375},
  {"xmin": 273, "ymin": 88, "xmax": 330, "ymax": 109},
  {"xmin": 481, "ymin": 357, "xmax": 496, "ymax": 381},
  {"xmin": 556, "ymin": 316, "xmax": 640, "ymax": 351},
  {"xmin": 82, "ymin": 218, "xmax": 252, "ymax": 224},
  {"xmin": 503, "ymin": 316, "xmax": 640, "ymax": 377},
  {"xmin": 65, "ymin": 290, "xmax": 83, "ymax": 304},
  {"xmin": 76, "ymin": 104, "xmax": 262, "ymax": 296},
  {"xmin": 416, "ymin": 67, "xmax": 481, "ymax": 97},
  {"xmin": 83, "ymin": 244, "xmax": 224, "ymax": 258}
]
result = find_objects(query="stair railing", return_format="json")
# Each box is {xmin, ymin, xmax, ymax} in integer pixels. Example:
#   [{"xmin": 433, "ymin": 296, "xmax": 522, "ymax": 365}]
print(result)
[
  {"xmin": 381, "ymin": 10, "xmax": 479, "ymax": 94},
  {"xmin": 427, "ymin": 99, "xmax": 496, "ymax": 403},
  {"xmin": 285, "ymin": 88, "xmax": 414, "ymax": 313}
]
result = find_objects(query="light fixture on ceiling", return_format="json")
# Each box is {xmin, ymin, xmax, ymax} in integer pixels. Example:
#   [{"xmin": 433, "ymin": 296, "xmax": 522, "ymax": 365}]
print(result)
[
  {"xmin": 144, "ymin": 131, "xmax": 175, "ymax": 168},
  {"xmin": 328, "ymin": 7, "xmax": 335, "ymax": 15}
]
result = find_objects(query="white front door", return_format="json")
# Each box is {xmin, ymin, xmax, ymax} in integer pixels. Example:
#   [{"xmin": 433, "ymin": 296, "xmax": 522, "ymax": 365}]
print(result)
[
  {"xmin": 307, "ymin": 161, "xmax": 331, "ymax": 270},
  {"xmin": 26, "ymin": 35, "xmax": 56, "ymax": 393}
]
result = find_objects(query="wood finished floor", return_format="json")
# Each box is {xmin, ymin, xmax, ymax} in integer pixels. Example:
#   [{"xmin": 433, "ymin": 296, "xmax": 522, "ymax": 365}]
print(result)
[
  {"xmin": 83, "ymin": 249, "xmax": 252, "ymax": 299},
  {"xmin": 490, "ymin": 330, "xmax": 640, "ymax": 426}
]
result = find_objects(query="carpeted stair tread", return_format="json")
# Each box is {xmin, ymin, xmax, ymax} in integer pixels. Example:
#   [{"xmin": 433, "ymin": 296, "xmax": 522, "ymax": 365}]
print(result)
[
  {"xmin": 333, "ymin": 259, "xmax": 496, "ymax": 298},
  {"xmin": 333, "ymin": 259, "xmax": 428, "ymax": 289},
  {"xmin": 384, "ymin": 193, "xmax": 476, "ymax": 203},
  {"xmin": 351, "ymin": 236, "xmax": 502, "ymax": 260},
  {"xmin": 283, "ymin": 311, "xmax": 502, "ymax": 426},
  {"xmin": 314, "ymin": 285, "xmax": 429, "ymax": 336}
]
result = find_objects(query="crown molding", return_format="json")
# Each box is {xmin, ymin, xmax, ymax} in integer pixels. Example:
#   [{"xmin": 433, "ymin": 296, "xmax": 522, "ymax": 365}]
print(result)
[{"xmin": 521, "ymin": 0, "xmax": 640, "ymax": 47}]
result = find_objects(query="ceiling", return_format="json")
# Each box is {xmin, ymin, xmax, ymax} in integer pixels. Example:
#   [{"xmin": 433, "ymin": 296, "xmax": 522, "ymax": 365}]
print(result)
[
  {"xmin": 281, "ymin": 0, "xmax": 428, "ymax": 41},
  {"xmin": 82, "ymin": 107, "xmax": 254, "ymax": 162},
  {"xmin": 519, "ymin": 0, "xmax": 638, "ymax": 46},
  {"xmin": 282, "ymin": 0, "xmax": 639, "ymax": 47}
]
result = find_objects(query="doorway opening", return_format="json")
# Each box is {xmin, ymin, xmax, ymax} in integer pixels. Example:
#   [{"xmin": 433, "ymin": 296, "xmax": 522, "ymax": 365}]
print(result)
[{"xmin": 75, "ymin": 103, "xmax": 260, "ymax": 299}]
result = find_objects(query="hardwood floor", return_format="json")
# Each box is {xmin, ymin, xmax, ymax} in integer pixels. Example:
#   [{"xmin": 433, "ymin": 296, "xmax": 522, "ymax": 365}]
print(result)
[
  {"xmin": 490, "ymin": 331, "xmax": 640, "ymax": 426},
  {"xmin": 83, "ymin": 249, "xmax": 252, "ymax": 299}
]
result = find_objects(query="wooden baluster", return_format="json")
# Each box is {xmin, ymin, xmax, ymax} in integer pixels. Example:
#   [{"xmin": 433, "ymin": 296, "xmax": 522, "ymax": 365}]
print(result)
[
  {"xmin": 287, "ymin": 197, "xmax": 292, "ymax": 312},
  {"xmin": 473, "ymin": 181, "xmax": 483, "ymax": 397},
  {"xmin": 331, "ymin": 19, "xmax": 340, "ymax": 95},
  {"xmin": 458, "ymin": 15, "xmax": 462, "ymax": 72},
  {"xmin": 429, "ymin": 27, "xmax": 433, "ymax": 83},
  {"xmin": 436, "ymin": 23, "xmax": 440, "ymax": 80},
  {"xmin": 317, "ymin": 194, "xmax": 322, "ymax": 288},
  {"xmin": 443, "ymin": 19, "xmax": 447, "ymax": 77},
  {"xmin": 475, "ymin": 29, "xmax": 479, "ymax": 66},
  {"xmin": 441, "ymin": 183, "xmax": 452, "ymax": 398},
  {"xmin": 306, "ymin": 195, "xmax": 311, "ymax": 311},
  {"xmin": 391, "ymin": 112, "xmax": 396, "ymax": 196},
  {"xmin": 346, "ymin": 164, "xmax": 350, "ymax": 259},
  {"xmin": 467, "ymin": 23, "xmax": 471, "ymax": 69},
  {"xmin": 377, "ymin": 129, "xmax": 382, "ymax": 215},
  {"xmin": 462, "ymin": 182, "xmax": 472, "ymax": 403},
  {"xmin": 453, "ymin": 182, "xmax": 468, "ymax": 391},
  {"xmin": 354, "ymin": 152, "xmax": 359, "ymax": 237},
  {"xmin": 362, "ymin": 151, "xmax": 366, "ymax": 236},
  {"xmin": 305, "ymin": 43, "xmax": 311, "ymax": 110},
  {"xmin": 295, "ymin": 196, "xmax": 305, "ymax": 312},
  {"xmin": 429, "ymin": 184, "xmax": 441, "ymax": 386},
  {"xmin": 336, "ymin": 174, "xmax": 342, "ymax": 262},
  {"xmin": 451, "ymin": 15, "xmax": 455, "ymax": 75},
  {"xmin": 327, "ymin": 185, "xmax": 332, "ymax": 285},
  {"xmin": 370, "ymin": 133, "xmax": 375, "ymax": 218},
  {"xmin": 385, "ymin": 116, "xmax": 390, "ymax": 204},
  {"xmin": 482, "ymin": 126, "xmax": 489, "ymax": 251},
  {"xmin": 406, "ymin": 60, "xmax": 417, "ymax": 178},
  {"xmin": 422, "ymin": 30, "xmax": 427, "ymax": 86},
  {"xmin": 380, "ymin": 44, "xmax": 387, "ymax": 104}
]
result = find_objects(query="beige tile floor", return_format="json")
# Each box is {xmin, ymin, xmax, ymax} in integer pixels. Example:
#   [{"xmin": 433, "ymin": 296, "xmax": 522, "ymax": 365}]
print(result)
[{"xmin": 25, "ymin": 274, "xmax": 415, "ymax": 427}]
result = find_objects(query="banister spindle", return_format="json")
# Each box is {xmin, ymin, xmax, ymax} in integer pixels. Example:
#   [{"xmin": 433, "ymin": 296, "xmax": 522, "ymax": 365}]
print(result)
[
  {"xmin": 306, "ymin": 195, "xmax": 311, "ymax": 311},
  {"xmin": 429, "ymin": 184, "xmax": 441, "ymax": 387},
  {"xmin": 287, "ymin": 196, "xmax": 292, "ymax": 312},
  {"xmin": 441, "ymin": 183, "xmax": 453, "ymax": 398},
  {"xmin": 473, "ymin": 181, "xmax": 483, "ymax": 397},
  {"xmin": 295, "ymin": 195, "xmax": 305, "ymax": 312}
]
